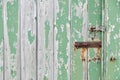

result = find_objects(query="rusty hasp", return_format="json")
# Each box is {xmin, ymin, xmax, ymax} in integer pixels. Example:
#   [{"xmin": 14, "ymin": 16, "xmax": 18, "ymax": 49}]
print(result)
[
  {"xmin": 89, "ymin": 26, "xmax": 106, "ymax": 32},
  {"xmin": 74, "ymin": 41, "xmax": 102, "ymax": 49}
]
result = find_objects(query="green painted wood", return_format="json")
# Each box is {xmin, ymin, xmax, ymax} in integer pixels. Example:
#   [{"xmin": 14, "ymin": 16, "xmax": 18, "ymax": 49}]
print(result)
[
  {"xmin": 71, "ymin": 0, "xmax": 85, "ymax": 80},
  {"xmin": 20, "ymin": 0, "xmax": 37, "ymax": 80},
  {"xmin": 37, "ymin": 0, "xmax": 54, "ymax": 80},
  {"xmin": 88, "ymin": 0, "xmax": 102, "ymax": 80},
  {"xmin": 71, "ymin": 0, "xmax": 102, "ymax": 80},
  {"xmin": 0, "ymin": 0, "xmax": 4, "ymax": 79},
  {"xmin": 54, "ymin": 0, "xmax": 71, "ymax": 80},
  {"xmin": 106, "ymin": 0, "xmax": 120, "ymax": 80},
  {"xmin": 0, "ymin": 0, "xmax": 120, "ymax": 80},
  {"xmin": 4, "ymin": 0, "xmax": 20, "ymax": 80}
]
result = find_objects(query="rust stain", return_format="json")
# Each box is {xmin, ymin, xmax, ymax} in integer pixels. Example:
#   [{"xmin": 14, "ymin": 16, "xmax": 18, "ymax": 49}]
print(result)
[
  {"xmin": 97, "ymin": 48, "xmax": 101, "ymax": 58},
  {"xmin": 74, "ymin": 46, "xmax": 77, "ymax": 52},
  {"xmin": 81, "ymin": 48, "xmax": 86, "ymax": 61}
]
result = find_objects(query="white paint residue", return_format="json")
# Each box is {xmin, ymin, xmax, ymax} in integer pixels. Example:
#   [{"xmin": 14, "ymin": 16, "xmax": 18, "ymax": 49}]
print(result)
[
  {"xmin": 118, "ymin": 0, "xmax": 120, "ymax": 2},
  {"xmin": 7, "ymin": 0, "xmax": 15, "ymax": 5},
  {"xmin": 60, "ymin": 8, "xmax": 63, "ymax": 16},
  {"xmin": 95, "ymin": 0, "xmax": 100, "ymax": 7},
  {"xmin": 117, "ymin": 17, "xmax": 120, "ymax": 23},
  {"xmin": 61, "ymin": 24, "xmax": 64, "ymax": 32},
  {"xmin": 54, "ymin": 26, "xmax": 58, "ymax": 80},
  {"xmin": 66, "ymin": 22, "xmax": 70, "ymax": 80},
  {"xmin": 114, "ymin": 30, "xmax": 120, "ymax": 40},
  {"xmin": 117, "ymin": 68, "xmax": 120, "ymax": 71},
  {"xmin": 53, "ymin": 0, "xmax": 59, "ymax": 27},
  {"xmin": 107, "ymin": 25, "xmax": 115, "ymax": 45},
  {"xmin": 76, "ymin": 1, "xmax": 83, "ymax": 18},
  {"xmin": 82, "ymin": 0, "xmax": 88, "ymax": 41},
  {"xmin": 0, "ymin": 41, "xmax": 3, "ymax": 66},
  {"xmin": 66, "ymin": 23, "xmax": 70, "ymax": 41}
]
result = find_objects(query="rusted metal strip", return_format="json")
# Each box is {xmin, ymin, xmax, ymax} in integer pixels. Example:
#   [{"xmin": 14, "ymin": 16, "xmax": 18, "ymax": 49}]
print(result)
[{"xmin": 74, "ymin": 41, "xmax": 102, "ymax": 48}]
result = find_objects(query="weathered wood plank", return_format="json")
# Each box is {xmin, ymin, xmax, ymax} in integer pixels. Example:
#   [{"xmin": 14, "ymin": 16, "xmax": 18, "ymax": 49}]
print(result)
[
  {"xmin": 88, "ymin": 0, "xmax": 102, "ymax": 80},
  {"xmin": 20, "ymin": 0, "xmax": 37, "ymax": 80},
  {"xmin": 3, "ymin": 0, "xmax": 20, "ymax": 80},
  {"xmin": 71, "ymin": 0, "xmax": 89, "ymax": 80},
  {"xmin": 54, "ymin": 0, "xmax": 71, "ymax": 80},
  {"xmin": 106, "ymin": 0, "xmax": 120, "ymax": 80},
  {"xmin": 37, "ymin": 0, "xmax": 54, "ymax": 80},
  {"xmin": 0, "ymin": 0, "xmax": 4, "ymax": 79}
]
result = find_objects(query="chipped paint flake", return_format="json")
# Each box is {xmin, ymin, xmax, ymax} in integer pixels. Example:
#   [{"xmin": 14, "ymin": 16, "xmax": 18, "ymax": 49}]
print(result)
[
  {"xmin": 45, "ymin": 20, "xmax": 50, "ymax": 49},
  {"xmin": 28, "ymin": 30, "xmax": 35, "ymax": 44},
  {"xmin": 7, "ymin": 0, "xmax": 18, "ymax": 54},
  {"xmin": 55, "ymin": 0, "xmax": 69, "ymax": 80}
]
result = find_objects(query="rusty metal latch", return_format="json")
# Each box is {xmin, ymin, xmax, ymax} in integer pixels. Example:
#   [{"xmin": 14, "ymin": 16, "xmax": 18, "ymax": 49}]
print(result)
[
  {"xmin": 74, "ymin": 41, "xmax": 102, "ymax": 49},
  {"xmin": 89, "ymin": 26, "xmax": 106, "ymax": 32},
  {"xmin": 89, "ymin": 26, "xmax": 106, "ymax": 40}
]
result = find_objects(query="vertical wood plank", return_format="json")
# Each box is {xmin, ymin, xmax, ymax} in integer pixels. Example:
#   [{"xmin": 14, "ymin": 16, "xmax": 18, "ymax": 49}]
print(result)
[
  {"xmin": 54, "ymin": 0, "xmax": 71, "ymax": 80},
  {"xmin": 20, "ymin": 0, "xmax": 37, "ymax": 80},
  {"xmin": 37, "ymin": 0, "xmax": 54, "ymax": 80},
  {"xmin": 88, "ymin": 0, "xmax": 102, "ymax": 80},
  {"xmin": 106, "ymin": 0, "xmax": 120, "ymax": 80},
  {"xmin": 3, "ymin": 0, "xmax": 20, "ymax": 80},
  {"xmin": 0, "ymin": 0, "xmax": 4, "ymax": 79},
  {"xmin": 71, "ymin": 0, "xmax": 89, "ymax": 80}
]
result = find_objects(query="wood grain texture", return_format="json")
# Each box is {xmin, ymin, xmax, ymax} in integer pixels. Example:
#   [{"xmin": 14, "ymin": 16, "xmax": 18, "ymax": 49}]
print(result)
[
  {"xmin": 54, "ymin": 0, "xmax": 71, "ymax": 80},
  {"xmin": 3, "ymin": 0, "xmax": 20, "ymax": 80},
  {"xmin": 37, "ymin": 0, "xmax": 54, "ymax": 80},
  {"xmin": 0, "ymin": 0, "xmax": 4, "ymax": 79},
  {"xmin": 0, "ymin": 0, "xmax": 119, "ymax": 80},
  {"xmin": 20, "ymin": 0, "xmax": 37, "ymax": 80},
  {"xmin": 88, "ymin": 0, "xmax": 102, "ymax": 80},
  {"xmin": 71, "ymin": 0, "xmax": 88, "ymax": 80},
  {"xmin": 106, "ymin": 0, "xmax": 120, "ymax": 80}
]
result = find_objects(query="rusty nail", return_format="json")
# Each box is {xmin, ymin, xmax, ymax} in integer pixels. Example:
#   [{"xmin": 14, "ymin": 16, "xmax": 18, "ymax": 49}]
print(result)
[{"xmin": 110, "ymin": 56, "xmax": 116, "ymax": 62}]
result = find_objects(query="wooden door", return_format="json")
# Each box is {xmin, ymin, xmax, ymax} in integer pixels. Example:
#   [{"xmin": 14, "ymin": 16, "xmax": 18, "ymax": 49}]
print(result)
[
  {"xmin": 0, "ymin": 0, "xmax": 120, "ymax": 80},
  {"xmin": 71, "ymin": 0, "xmax": 103, "ymax": 80}
]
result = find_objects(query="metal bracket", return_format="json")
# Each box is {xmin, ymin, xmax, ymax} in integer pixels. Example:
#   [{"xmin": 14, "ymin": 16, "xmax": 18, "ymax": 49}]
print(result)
[
  {"xmin": 89, "ymin": 26, "xmax": 106, "ymax": 32},
  {"xmin": 74, "ymin": 41, "xmax": 102, "ymax": 49},
  {"xmin": 89, "ymin": 26, "xmax": 106, "ymax": 40}
]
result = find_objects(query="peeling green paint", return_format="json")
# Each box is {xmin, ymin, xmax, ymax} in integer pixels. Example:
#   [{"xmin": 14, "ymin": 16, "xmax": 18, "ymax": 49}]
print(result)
[
  {"xmin": 7, "ymin": 0, "xmax": 18, "ymax": 79},
  {"xmin": 0, "ymin": 0, "xmax": 119, "ymax": 80},
  {"xmin": 88, "ymin": 0, "xmax": 102, "ymax": 80},
  {"xmin": 44, "ymin": 20, "xmax": 50, "ymax": 80},
  {"xmin": 71, "ymin": 0, "xmax": 102, "ymax": 80},
  {"xmin": 7, "ymin": 0, "xmax": 18, "ymax": 54},
  {"xmin": 28, "ymin": 30, "xmax": 35, "ymax": 44},
  {"xmin": 44, "ymin": 76, "xmax": 48, "ymax": 80},
  {"xmin": 106, "ymin": 0, "xmax": 120, "ymax": 80},
  {"xmin": 88, "ymin": 0, "xmax": 102, "ymax": 26},
  {"xmin": 56, "ymin": 0, "xmax": 69, "ymax": 80},
  {"xmin": 11, "ymin": 70, "xmax": 17, "ymax": 78},
  {"xmin": 45, "ymin": 20, "xmax": 50, "ymax": 49},
  {"xmin": 0, "ymin": 66, "xmax": 3, "ymax": 72},
  {"xmin": 71, "ymin": 0, "xmax": 84, "ymax": 80}
]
